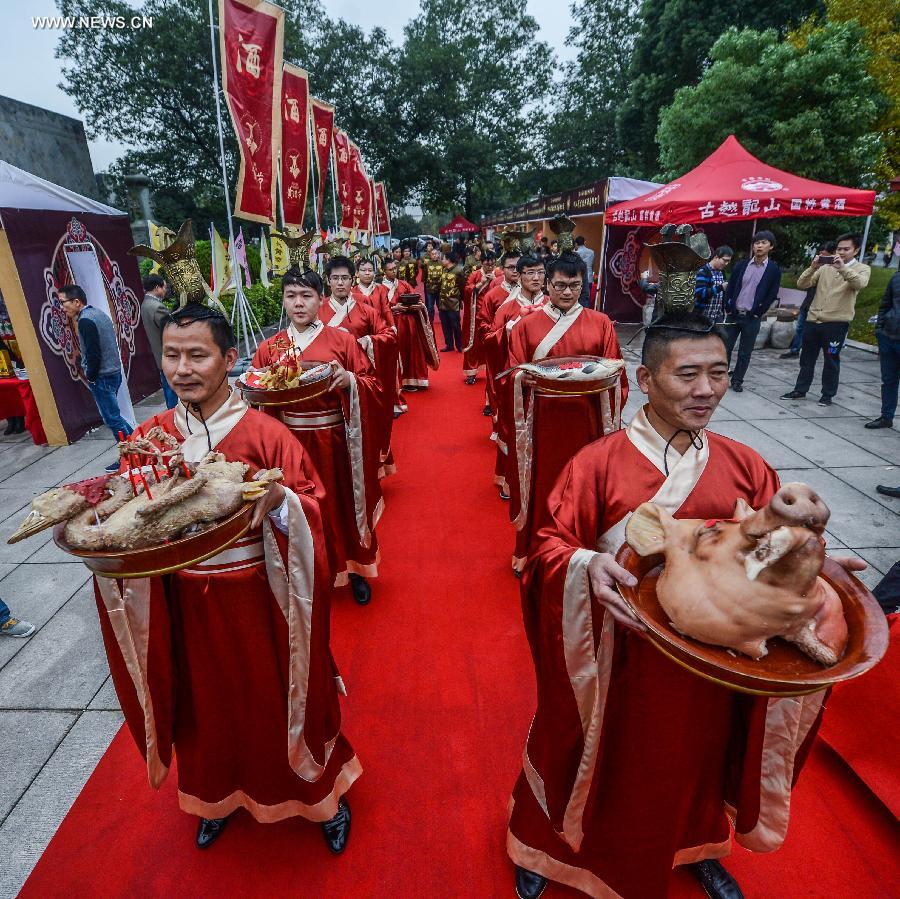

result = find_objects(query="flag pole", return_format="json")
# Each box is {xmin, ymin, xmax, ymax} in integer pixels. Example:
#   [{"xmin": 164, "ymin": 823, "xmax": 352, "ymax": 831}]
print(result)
[
  {"xmin": 207, "ymin": 0, "xmax": 261, "ymax": 357},
  {"xmin": 330, "ymin": 144, "xmax": 340, "ymax": 236}
]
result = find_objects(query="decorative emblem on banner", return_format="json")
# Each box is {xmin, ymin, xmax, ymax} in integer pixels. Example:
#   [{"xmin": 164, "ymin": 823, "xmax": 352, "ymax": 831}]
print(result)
[
  {"xmin": 608, "ymin": 228, "xmax": 646, "ymax": 312},
  {"xmin": 40, "ymin": 217, "xmax": 141, "ymax": 383},
  {"xmin": 272, "ymin": 227, "xmax": 318, "ymax": 269},
  {"xmin": 311, "ymin": 98, "xmax": 335, "ymax": 225}
]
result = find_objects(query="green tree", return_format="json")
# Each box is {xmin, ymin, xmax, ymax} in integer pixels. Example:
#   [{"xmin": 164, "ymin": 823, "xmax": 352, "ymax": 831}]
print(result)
[
  {"xmin": 384, "ymin": 0, "xmax": 554, "ymax": 219},
  {"xmin": 543, "ymin": 0, "xmax": 641, "ymax": 192},
  {"xmin": 615, "ymin": 0, "xmax": 822, "ymax": 178},
  {"xmin": 55, "ymin": 0, "xmax": 397, "ymax": 229},
  {"xmin": 656, "ymin": 24, "xmax": 885, "ymax": 263}
]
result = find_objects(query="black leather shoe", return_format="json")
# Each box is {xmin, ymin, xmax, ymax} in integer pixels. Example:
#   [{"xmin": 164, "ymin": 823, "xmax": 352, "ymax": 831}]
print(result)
[
  {"xmin": 687, "ymin": 859, "xmax": 744, "ymax": 899},
  {"xmin": 865, "ymin": 417, "xmax": 893, "ymax": 429},
  {"xmin": 465, "ymin": 375, "xmax": 476, "ymax": 385},
  {"xmin": 731, "ymin": 383, "xmax": 743, "ymax": 392},
  {"xmin": 482, "ymin": 404, "xmax": 492, "ymax": 416},
  {"xmin": 349, "ymin": 573, "xmax": 372, "ymax": 605},
  {"xmin": 321, "ymin": 797, "xmax": 351, "ymax": 854},
  {"xmin": 876, "ymin": 484, "xmax": 900, "ymax": 498},
  {"xmin": 3, "ymin": 419, "xmax": 14, "ymax": 436},
  {"xmin": 515, "ymin": 866, "xmax": 547, "ymax": 899},
  {"xmin": 196, "ymin": 816, "xmax": 229, "ymax": 849},
  {"xmin": 781, "ymin": 390, "xmax": 806, "ymax": 400},
  {"xmin": 9, "ymin": 417, "xmax": 25, "ymax": 435},
  {"xmin": 818, "ymin": 395, "xmax": 832, "ymax": 406}
]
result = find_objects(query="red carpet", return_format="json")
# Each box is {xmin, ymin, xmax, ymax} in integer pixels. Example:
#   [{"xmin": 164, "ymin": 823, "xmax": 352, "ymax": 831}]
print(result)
[{"xmin": 20, "ymin": 357, "xmax": 900, "ymax": 898}]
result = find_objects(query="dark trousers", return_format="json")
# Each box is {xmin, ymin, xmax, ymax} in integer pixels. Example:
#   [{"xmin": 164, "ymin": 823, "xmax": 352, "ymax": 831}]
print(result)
[
  {"xmin": 877, "ymin": 333, "xmax": 900, "ymax": 420},
  {"xmin": 425, "ymin": 290, "xmax": 439, "ymax": 322},
  {"xmin": 795, "ymin": 321, "xmax": 849, "ymax": 398},
  {"xmin": 724, "ymin": 314, "xmax": 762, "ymax": 386},
  {"xmin": 789, "ymin": 307, "xmax": 808, "ymax": 353},
  {"xmin": 87, "ymin": 372, "xmax": 134, "ymax": 439},
  {"xmin": 439, "ymin": 308, "xmax": 462, "ymax": 351},
  {"xmin": 160, "ymin": 370, "xmax": 178, "ymax": 409},
  {"xmin": 0, "ymin": 597, "xmax": 9, "ymax": 626}
]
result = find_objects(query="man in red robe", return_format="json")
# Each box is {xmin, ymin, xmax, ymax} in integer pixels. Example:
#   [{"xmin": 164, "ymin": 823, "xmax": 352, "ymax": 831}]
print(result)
[
  {"xmin": 387, "ymin": 263, "xmax": 440, "ymax": 395},
  {"xmin": 379, "ymin": 258, "xmax": 414, "ymax": 416},
  {"xmin": 328, "ymin": 255, "xmax": 399, "ymax": 478},
  {"xmin": 499, "ymin": 253, "xmax": 628, "ymax": 572},
  {"xmin": 508, "ymin": 312, "xmax": 864, "ymax": 899},
  {"xmin": 95, "ymin": 303, "xmax": 359, "ymax": 853},
  {"xmin": 484, "ymin": 255, "xmax": 548, "ymax": 500},
  {"xmin": 253, "ymin": 268, "xmax": 383, "ymax": 606},
  {"xmin": 477, "ymin": 249, "xmax": 521, "ymax": 422},
  {"xmin": 461, "ymin": 252, "xmax": 497, "ymax": 385}
]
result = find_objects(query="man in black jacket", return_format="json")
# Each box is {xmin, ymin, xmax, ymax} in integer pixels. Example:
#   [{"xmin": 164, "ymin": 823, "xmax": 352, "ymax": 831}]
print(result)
[
  {"xmin": 722, "ymin": 231, "xmax": 782, "ymax": 392},
  {"xmin": 865, "ymin": 270, "xmax": 900, "ymax": 432}
]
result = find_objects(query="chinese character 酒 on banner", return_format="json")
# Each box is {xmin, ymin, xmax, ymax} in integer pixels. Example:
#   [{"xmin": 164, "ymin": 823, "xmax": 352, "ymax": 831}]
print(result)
[
  {"xmin": 219, "ymin": 0, "xmax": 284, "ymax": 224},
  {"xmin": 281, "ymin": 63, "xmax": 309, "ymax": 228}
]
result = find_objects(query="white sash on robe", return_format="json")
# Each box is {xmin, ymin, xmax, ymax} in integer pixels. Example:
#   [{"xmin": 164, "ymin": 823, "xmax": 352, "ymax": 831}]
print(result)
[
  {"xmin": 533, "ymin": 302, "xmax": 583, "ymax": 360},
  {"xmin": 325, "ymin": 298, "xmax": 355, "ymax": 330}
]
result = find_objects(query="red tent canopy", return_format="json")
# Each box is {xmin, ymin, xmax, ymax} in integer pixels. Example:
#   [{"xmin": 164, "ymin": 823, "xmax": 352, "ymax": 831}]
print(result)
[
  {"xmin": 605, "ymin": 136, "xmax": 875, "ymax": 227},
  {"xmin": 440, "ymin": 214, "xmax": 479, "ymax": 234}
]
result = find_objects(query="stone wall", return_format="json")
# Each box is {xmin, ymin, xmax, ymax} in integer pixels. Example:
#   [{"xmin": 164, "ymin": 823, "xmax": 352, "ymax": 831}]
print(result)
[{"xmin": 0, "ymin": 95, "xmax": 98, "ymax": 198}]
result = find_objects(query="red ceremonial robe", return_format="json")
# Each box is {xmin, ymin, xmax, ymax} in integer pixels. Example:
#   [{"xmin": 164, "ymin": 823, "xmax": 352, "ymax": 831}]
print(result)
[
  {"xmin": 253, "ymin": 323, "xmax": 383, "ymax": 585},
  {"xmin": 485, "ymin": 291, "xmax": 547, "ymax": 490},
  {"xmin": 380, "ymin": 277, "xmax": 415, "ymax": 414},
  {"xmin": 461, "ymin": 268, "xmax": 491, "ymax": 378},
  {"xmin": 508, "ymin": 408, "xmax": 826, "ymax": 898},
  {"xmin": 389, "ymin": 282, "xmax": 439, "ymax": 391},
  {"xmin": 321, "ymin": 296, "xmax": 399, "ymax": 478},
  {"xmin": 503, "ymin": 303, "xmax": 628, "ymax": 571},
  {"xmin": 476, "ymin": 280, "xmax": 517, "ymax": 449},
  {"xmin": 94, "ymin": 395, "xmax": 360, "ymax": 823}
]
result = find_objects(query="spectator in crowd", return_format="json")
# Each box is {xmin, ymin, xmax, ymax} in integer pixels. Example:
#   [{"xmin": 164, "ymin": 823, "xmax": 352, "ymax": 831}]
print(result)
[
  {"xmin": 58, "ymin": 284, "xmax": 133, "ymax": 471},
  {"xmin": 538, "ymin": 236, "xmax": 550, "ymax": 258},
  {"xmin": 438, "ymin": 255, "xmax": 465, "ymax": 352},
  {"xmin": 865, "ymin": 268, "xmax": 900, "ymax": 430},
  {"xmin": 141, "ymin": 275, "xmax": 177, "ymax": 409},
  {"xmin": 781, "ymin": 233, "xmax": 870, "ymax": 407},
  {"xmin": 693, "ymin": 245, "xmax": 733, "ymax": 323},
  {"xmin": 0, "ymin": 597, "xmax": 34, "ymax": 638},
  {"xmin": 781, "ymin": 242, "xmax": 836, "ymax": 359},
  {"xmin": 573, "ymin": 235, "xmax": 596, "ymax": 308},
  {"xmin": 723, "ymin": 231, "xmax": 781, "ymax": 392}
]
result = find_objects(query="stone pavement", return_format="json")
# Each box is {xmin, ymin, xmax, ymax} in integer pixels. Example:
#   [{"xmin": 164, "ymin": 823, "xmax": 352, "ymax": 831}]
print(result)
[{"xmin": 0, "ymin": 340, "xmax": 897, "ymax": 897}]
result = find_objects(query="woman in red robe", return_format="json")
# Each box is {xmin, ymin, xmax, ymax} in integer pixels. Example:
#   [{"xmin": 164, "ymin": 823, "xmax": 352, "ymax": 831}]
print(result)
[
  {"xmin": 252, "ymin": 268, "xmax": 383, "ymax": 606},
  {"xmin": 96, "ymin": 304, "xmax": 358, "ymax": 853}
]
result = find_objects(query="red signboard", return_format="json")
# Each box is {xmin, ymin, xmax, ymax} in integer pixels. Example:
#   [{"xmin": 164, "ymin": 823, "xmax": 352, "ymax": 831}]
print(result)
[
  {"xmin": 374, "ymin": 181, "xmax": 391, "ymax": 235},
  {"xmin": 280, "ymin": 63, "xmax": 309, "ymax": 228},
  {"xmin": 332, "ymin": 128, "xmax": 353, "ymax": 230},
  {"xmin": 310, "ymin": 98, "xmax": 334, "ymax": 226},
  {"xmin": 219, "ymin": 0, "xmax": 284, "ymax": 224}
]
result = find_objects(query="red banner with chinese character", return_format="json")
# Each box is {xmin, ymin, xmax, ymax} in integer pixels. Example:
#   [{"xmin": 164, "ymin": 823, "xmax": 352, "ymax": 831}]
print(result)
[
  {"xmin": 332, "ymin": 129, "xmax": 354, "ymax": 230},
  {"xmin": 219, "ymin": 0, "xmax": 284, "ymax": 224},
  {"xmin": 374, "ymin": 181, "xmax": 391, "ymax": 235},
  {"xmin": 349, "ymin": 142, "xmax": 373, "ymax": 233},
  {"xmin": 280, "ymin": 63, "xmax": 309, "ymax": 228},
  {"xmin": 310, "ymin": 98, "xmax": 335, "ymax": 226}
]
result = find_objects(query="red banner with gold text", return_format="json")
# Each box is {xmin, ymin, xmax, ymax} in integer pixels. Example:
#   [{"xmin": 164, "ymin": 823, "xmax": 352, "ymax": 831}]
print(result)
[
  {"xmin": 332, "ymin": 129, "xmax": 354, "ymax": 231},
  {"xmin": 349, "ymin": 141, "xmax": 373, "ymax": 233},
  {"xmin": 311, "ymin": 99, "xmax": 335, "ymax": 225},
  {"xmin": 219, "ymin": 0, "xmax": 284, "ymax": 224},
  {"xmin": 374, "ymin": 181, "xmax": 391, "ymax": 235},
  {"xmin": 280, "ymin": 63, "xmax": 309, "ymax": 228}
]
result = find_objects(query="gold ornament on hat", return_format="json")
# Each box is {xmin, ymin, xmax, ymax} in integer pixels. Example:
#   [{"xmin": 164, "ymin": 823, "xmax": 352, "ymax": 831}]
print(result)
[
  {"xmin": 646, "ymin": 224, "xmax": 711, "ymax": 314},
  {"xmin": 498, "ymin": 226, "xmax": 525, "ymax": 255},
  {"xmin": 519, "ymin": 227, "xmax": 539, "ymax": 255},
  {"xmin": 271, "ymin": 227, "xmax": 318, "ymax": 269},
  {"xmin": 548, "ymin": 214, "xmax": 577, "ymax": 254},
  {"xmin": 129, "ymin": 219, "xmax": 215, "ymax": 310}
]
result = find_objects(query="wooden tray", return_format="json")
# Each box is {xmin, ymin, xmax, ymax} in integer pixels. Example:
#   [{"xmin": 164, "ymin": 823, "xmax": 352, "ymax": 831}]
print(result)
[
  {"xmin": 237, "ymin": 360, "xmax": 333, "ymax": 406},
  {"xmin": 398, "ymin": 293, "xmax": 422, "ymax": 307},
  {"xmin": 614, "ymin": 544, "xmax": 889, "ymax": 696},
  {"xmin": 531, "ymin": 355, "xmax": 623, "ymax": 397},
  {"xmin": 54, "ymin": 502, "xmax": 255, "ymax": 579}
]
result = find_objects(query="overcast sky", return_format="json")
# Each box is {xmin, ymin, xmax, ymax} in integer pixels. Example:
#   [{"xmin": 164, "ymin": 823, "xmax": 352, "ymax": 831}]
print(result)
[{"xmin": 1, "ymin": 1, "xmax": 575, "ymax": 173}]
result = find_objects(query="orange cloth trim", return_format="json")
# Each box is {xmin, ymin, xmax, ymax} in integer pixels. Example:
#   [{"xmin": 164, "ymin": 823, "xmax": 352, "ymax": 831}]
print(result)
[
  {"xmin": 673, "ymin": 837, "xmax": 732, "ymax": 866},
  {"xmin": 177, "ymin": 755, "xmax": 362, "ymax": 824}
]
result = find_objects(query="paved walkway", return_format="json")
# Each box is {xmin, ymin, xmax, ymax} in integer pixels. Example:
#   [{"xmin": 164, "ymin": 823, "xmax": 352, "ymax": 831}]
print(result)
[{"xmin": 0, "ymin": 338, "xmax": 897, "ymax": 897}]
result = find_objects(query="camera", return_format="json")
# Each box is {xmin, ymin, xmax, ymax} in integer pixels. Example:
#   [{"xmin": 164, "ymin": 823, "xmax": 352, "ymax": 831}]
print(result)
[{"xmin": 818, "ymin": 255, "xmax": 835, "ymax": 264}]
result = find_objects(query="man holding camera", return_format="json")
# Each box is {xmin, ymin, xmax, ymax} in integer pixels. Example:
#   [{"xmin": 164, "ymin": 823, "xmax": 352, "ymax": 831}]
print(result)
[{"xmin": 781, "ymin": 233, "xmax": 870, "ymax": 407}]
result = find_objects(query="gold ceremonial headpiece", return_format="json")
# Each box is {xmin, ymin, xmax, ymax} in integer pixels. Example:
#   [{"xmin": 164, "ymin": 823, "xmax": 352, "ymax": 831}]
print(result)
[
  {"xmin": 321, "ymin": 239, "xmax": 347, "ymax": 259},
  {"xmin": 548, "ymin": 215, "xmax": 577, "ymax": 254},
  {"xmin": 498, "ymin": 227, "xmax": 524, "ymax": 255},
  {"xmin": 129, "ymin": 219, "xmax": 213, "ymax": 310},
  {"xmin": 646, "ymin": 224, "xmax": 712, "ymax": 315},
  {"xmin": 519, "ymin": 227, "xmax": 539, "ymax": 255},
  {"xmin": 352, "ymin": 242, "xmax": 374, "ymax": 260},
  {"xmin": 272, "ymin": 227, "xmax": 318, "ymax": 270}
]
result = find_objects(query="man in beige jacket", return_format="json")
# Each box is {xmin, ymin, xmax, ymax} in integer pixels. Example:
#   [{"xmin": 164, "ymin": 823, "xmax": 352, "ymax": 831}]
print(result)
[{"xmin": 781, "ymin": 233, "xmax": 870, "ymax": 406}]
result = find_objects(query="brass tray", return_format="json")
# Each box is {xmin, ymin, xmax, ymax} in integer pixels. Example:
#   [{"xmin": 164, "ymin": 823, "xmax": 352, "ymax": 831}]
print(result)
[{"xmin": 237, "ymin": 360, "xmax": 333, "ymax": 406}]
